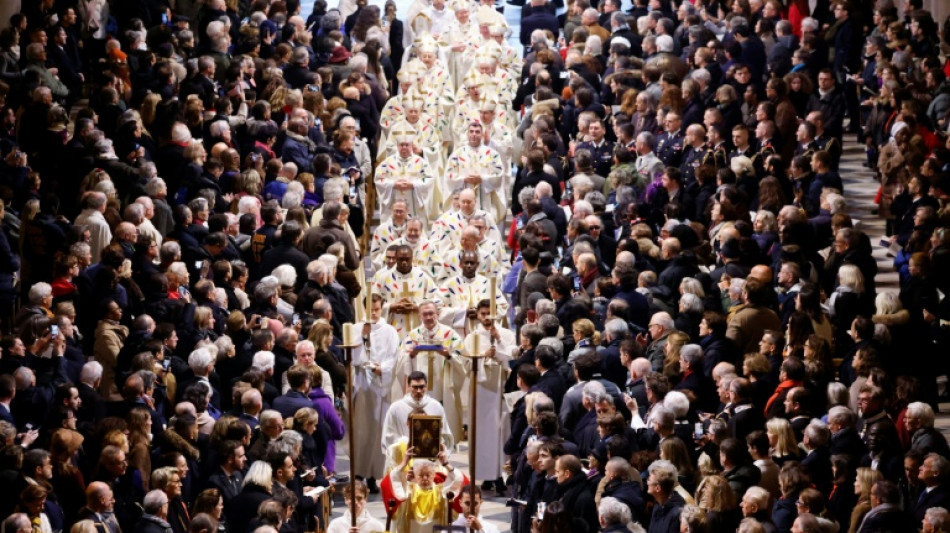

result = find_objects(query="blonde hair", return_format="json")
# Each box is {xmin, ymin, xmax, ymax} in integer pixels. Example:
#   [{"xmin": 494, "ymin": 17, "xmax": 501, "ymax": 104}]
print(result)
[
  {"xmin": 663, "ymin": 331, "xmax": 690, "ymax": 380},
  {"xmin": 103, "ymin": 429, "xmax": 129, "ymax": 453},
  {"xmin": 151, "ymin": 466, "xmax": 179, "ymax": 491},
  {"xmin": 293, "ymin": 407, "xmax": 319, "ymax": 428},
  {"xmin": 766, "ymin": 418, "xmax": 799, "ymax": 458},
  {"xmin": 695, "ymin": 474, "xmax": 736, "ymax": 511},
  {"xmin": 307, "ymin": 319, "xmax": 334, "ymax": 352},
  {"xmin": 572, "ymin": 318, "xmax": 601, "ymax": 345},
  {"xmin": 524, "ymin": 391, "xmax": 550, "ymax": 426},
  {"xmin": 855, "ymin": 467, "xmax": 883, "ymax": 502}
]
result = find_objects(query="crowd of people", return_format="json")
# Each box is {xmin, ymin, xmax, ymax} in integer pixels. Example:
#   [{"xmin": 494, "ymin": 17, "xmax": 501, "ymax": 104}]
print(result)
[{"xmin": 2, "ymin": 0, "xmax": 950, "ymax": 532}]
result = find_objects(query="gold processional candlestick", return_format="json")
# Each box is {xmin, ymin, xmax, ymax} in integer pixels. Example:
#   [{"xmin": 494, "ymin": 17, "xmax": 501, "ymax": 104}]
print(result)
[
  {"xmin": 340, "ymin": 323, "xmax": 361, "ymax": 528},
  {"xmin": 400, "ymin": 280, "xmax": 416, "ymax": 330}
]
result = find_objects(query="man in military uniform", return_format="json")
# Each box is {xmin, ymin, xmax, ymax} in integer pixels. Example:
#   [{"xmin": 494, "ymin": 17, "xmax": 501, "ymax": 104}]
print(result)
[
  {"xmin": 576, "ymin": 117, "xmax": 616, "ymax": 177},
  {"xmin": 794, "ymin": 121, "xmax": 819, "ymax": 159},
  {"xmin": 753, "ymin": 120, "xmax": 777, "ymax": 178},
  {"xmin": 679, "ymin": 124, "xmax": 708, "ymax": 186},
  {"xmin": 656, "ymin": 111, "xmax": 685, "ymax": 168},
  {"xmin": 728, "ymin": 124, "xmax": 755, "ymax": 161},
  {"xmin": 703, "ymin": 124, "xmax": 728, "ymax": 171}
]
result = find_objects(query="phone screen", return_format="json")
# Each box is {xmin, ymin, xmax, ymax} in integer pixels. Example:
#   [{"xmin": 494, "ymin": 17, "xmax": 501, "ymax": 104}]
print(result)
[{"xmin": 50, "ymin": 325, "xmax": 59, "ymax": 338}]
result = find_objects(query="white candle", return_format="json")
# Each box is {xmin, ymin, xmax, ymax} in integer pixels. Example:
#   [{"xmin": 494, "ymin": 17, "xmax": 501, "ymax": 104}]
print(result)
[{"xmin": 343, "ymin": 323, "xmax": 354, "ymax": 346}]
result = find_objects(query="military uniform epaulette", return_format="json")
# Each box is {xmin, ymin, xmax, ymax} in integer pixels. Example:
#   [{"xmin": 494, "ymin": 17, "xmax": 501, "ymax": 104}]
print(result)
[{"xmin": 703, "ymin": 144, "xmax": 728, "ymax": 170}]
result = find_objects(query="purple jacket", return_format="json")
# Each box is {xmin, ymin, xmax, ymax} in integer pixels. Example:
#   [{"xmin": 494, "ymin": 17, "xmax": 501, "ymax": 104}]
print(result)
[{"xmin": 309, "ymin": 388, "xmax": 345, "ymax": 472}]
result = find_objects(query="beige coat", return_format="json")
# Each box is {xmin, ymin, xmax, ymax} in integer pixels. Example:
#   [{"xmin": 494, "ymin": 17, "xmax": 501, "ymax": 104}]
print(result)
[{"xmin": 93, "ymin": 320, "xmax": 128, "ymax": 401}]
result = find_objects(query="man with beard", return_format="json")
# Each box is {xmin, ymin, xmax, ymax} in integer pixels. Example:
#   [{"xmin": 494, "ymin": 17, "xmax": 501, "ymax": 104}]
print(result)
[{"xmin": 374, "ymin": 245, "xmax": 436, "ymax": 338}]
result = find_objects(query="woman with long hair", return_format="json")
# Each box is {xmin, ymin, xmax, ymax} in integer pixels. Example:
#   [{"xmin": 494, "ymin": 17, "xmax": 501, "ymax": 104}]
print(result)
[
  {"xmin": 849, "ymin": 468, "xmax": 883, "ymax": 533},
  {"xmin": 766, "ymin": 418, "xmax": 802, "ymax": 466},
  {"xmin": 773, "ymin": 464, "xmax": 809, "ymax": 533},
  {"xmin": 828, "ymin": 454, "xmax": 857, "ymax": 524},
  {"xmin": 662, "ymin": 331, "xmax": 691, "ymax": 385},
  {"xmin": 695, "ymin": 474, "xmax": 740, "ymax": 532},
  {"xmin": 803, "ymin": 335, "xmax": 834, "ymax": 393},
  {"xmin": 661, "ymin": 437, "xmax": 698, "ymax": 495},
  {"xmin": 127, "ymin": 407, "xmax": 153, "ymax": 490},
  {"xmin": 796, "ymin": 283, "xmax": 834, "ymax": 349},
  {"xmin": 49, "ymin": 429, "xmax": 86, "ymax": 524},
  {"xmin": 783, "ymin": 312, "xmax": 814, "ymax": 358},
  {"xmin": 307, "ymin": 320, "xmax": 347, "ymax": 398}
]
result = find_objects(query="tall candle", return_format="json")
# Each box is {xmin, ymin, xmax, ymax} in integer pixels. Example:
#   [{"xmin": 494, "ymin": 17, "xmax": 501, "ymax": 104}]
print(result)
[
  {"xmin": 489, "ymin": 277, "xmax": 497, "ymax": 317},
  {"xmin": 365, "ymin": 283, "xmax": 373, "ymax": 323},
  {"xmin": 343, "ymin": 323, "xmax": 354, "ymax": 345}
]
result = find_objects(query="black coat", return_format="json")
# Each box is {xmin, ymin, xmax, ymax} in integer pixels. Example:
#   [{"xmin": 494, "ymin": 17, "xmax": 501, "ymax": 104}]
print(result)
[
  {"xmin": 723, "ymin": 463, "xmax": 761, "ymax": 499},
  {"xmin": 533, "ymin": 371, "xmax": 569, "ymax": 411},
  {"xmin": 520, "ymin": 10, "xmax": 559, "ymax": 46},
  {"xmin": 648, "ymin": 492, "xmax": 684, "ymax": 533},
  {"xmin": 911, "ymin": 427, "xmax": 950, "ymax": 459},
  {"xmin": 602, "ymin": 478, "xmax": 645, "ymax": 523},
  {"xmin": 915, "ymin": 484, "xmax": 950, "ymax": 525},
  {"xmin": 729, "ymin": 403, "xmax": 765, "ymax": 443},
  {"xmin": 800, "ymin": 446, "xmax": 832, "ymax": 495},
  {"xmin": 225, "ymin": 484, "xmax": 272, "ymax": 531},
  {"xmin": 556, "ymin": 473, "xmax": 599, "ymax": 533},
  {"xmin": 859, "ymin": 504, "xmax": 917, "ymax": 533}
]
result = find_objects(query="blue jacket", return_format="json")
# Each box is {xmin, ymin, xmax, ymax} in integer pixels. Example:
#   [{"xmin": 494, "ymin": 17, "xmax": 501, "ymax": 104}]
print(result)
[{"xmin": 273, "ymin": 390, "xmax": 313, "ymax": 419}]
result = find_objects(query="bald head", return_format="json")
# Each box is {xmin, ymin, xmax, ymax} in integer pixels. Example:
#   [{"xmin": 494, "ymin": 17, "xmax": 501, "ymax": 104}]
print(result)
[
  {"xmin": 749, "ymin": 265, "xmax": 773, "ymax": 284},
  {"xmin": 86, "ymin": 481, "xmax": 114, "ymax": 512}
]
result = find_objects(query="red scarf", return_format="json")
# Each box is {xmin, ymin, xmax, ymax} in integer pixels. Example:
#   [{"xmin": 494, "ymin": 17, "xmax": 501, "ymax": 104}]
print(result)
[{"xmin": 764, "ymin": 379, "xmax": 802, "ymax": 415}]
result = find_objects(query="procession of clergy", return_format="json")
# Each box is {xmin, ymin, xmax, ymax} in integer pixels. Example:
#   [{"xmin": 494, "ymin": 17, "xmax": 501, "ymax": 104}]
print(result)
[{"xmin": 346, "ymin": 1, "xmax": 522, "ymax": 532}]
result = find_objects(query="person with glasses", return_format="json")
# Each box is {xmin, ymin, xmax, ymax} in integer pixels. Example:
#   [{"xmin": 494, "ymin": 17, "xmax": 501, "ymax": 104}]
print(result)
[
  {"xmin": 152, "ymin": 467, "xmax": 189, "ymax": 533},
  {"xmin": 93, "ymin": 445, "xmax": 145, "ymax": 532},
  {"xmin": 77, "ymin": 482, "xmax": 121, "ymax": 533},
  {"xmin": 638, "ymin": 311, "xmax": 675, "ymax": 373},
  {"xmin": 136, "ymin": 489, "xmax": 172, "ymax": 533},
  {"xmin": 381, "ymin": 371, "xmax": 456, "ymax": 464}
]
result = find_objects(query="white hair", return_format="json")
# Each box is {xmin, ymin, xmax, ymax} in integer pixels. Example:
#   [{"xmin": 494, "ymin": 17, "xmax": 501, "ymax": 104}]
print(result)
[
  {"xmin": 188, "ymin": 348, "xmax": 215, "ymax": 373},
  {"xmin": 599, "ymin": 497, "xmax": 633, "ymax": 526},
  {"xmin": 28, "ymin": 282, "xmax": 52, "ymax": 305},
  {"xmin": 252, "ymin": 351, "xmax": 276, "ymax": 372},
  {"xmin": 171, "ymin": 123, "xmax": 192, "ymax": 144},
  {"xmin": 271, "ymin": 264, "xmax": 297, "ymax": 288},
  {"xmin": 243, "ymin": 461, "xmax": 273, "ymax": 490},
  {"xmin": 573, "ymin": 200, "xmax": 594, "ymax": 218},
  {"xmin": 651, "ymin": 311, "xmax": 674, "ymax": 330},
  {"xmin": 679, "ymin": 293, "xmax": 703, "ymax": 314},
  {"xmin": 664, "ymin": 390, "xmax": 690, "ymax": 418},
  {"xmin": 656, "ymin": 34, "xmax": 674, "ymax": 52},
  {"xmin": 236, "ymin": 196, "xmax": 258, "ymax": 216},
  {"xmin": 907, "ymin": 401, "xmax": 935, "ymax": 428},
  {"xmin": 81, "ymin": 361, "xmax": 104, "ymax": 384},
  {"xmin": 144, "ymin": 177, "xmax": 167, "ymax": 197}
]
